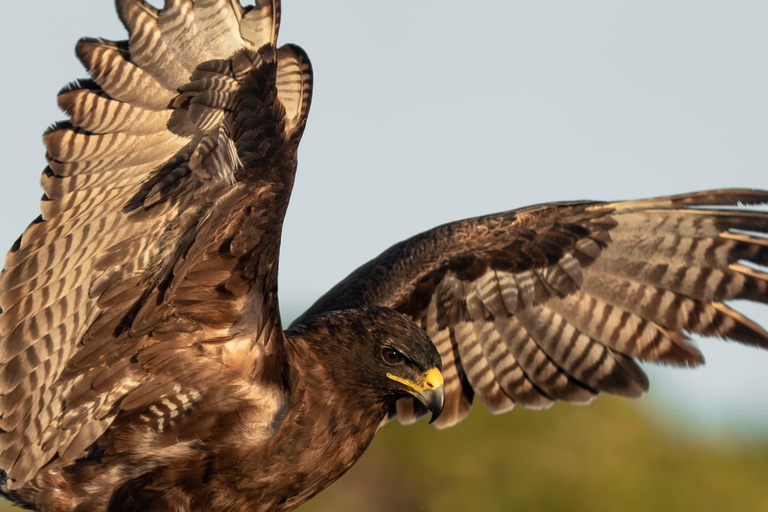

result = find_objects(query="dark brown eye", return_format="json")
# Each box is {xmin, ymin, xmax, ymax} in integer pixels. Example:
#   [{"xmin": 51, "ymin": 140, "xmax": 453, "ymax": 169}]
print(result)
[{"xmin": 382, "ymin": 348, "xmax": 403, "ymax": 365}]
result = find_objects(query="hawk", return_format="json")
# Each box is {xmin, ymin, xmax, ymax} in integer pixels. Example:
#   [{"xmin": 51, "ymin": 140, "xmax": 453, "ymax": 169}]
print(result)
[{"xmin": 0, "ymin": 1, "xmax": 766, "ymax": 511}]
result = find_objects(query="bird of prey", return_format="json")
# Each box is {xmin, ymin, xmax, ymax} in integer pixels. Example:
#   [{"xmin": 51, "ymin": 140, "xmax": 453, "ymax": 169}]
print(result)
[{"xmin": 0, "ymin": 1, "xmax": 767, "ymax": 511}]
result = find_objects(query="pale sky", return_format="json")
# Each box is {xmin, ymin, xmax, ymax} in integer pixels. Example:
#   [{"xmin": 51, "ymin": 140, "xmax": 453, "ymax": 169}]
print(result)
[{"xmin": 0, "ymin": 1, "xmax": 766, "ymax": 433}]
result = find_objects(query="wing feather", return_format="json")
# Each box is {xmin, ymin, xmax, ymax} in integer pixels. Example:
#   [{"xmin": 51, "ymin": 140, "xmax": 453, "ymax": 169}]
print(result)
[
  {"xmin": 116, "ymin": 0, "xmax": 191, "ymax": 88},
  {"xmin": 76, "ymin": 38, "xmax": 176, "ymax": 109},
  {"xmin": 296, "ymin": 190, "xmax": 768, "ymax": 429},
  {"xmin": 0, "ymin": 0, "xmax": 313, "ymax": 487},
  {"xmin": 194, "ymin": 0, "xmax": 246, "ymax": 58},
  {"xmin": 58, "ymin": 86, "xmax": 172, "ymax": 135},
  {"xmin": 241, "ymin": 0, "xmax": 281, "ymax": 47}
]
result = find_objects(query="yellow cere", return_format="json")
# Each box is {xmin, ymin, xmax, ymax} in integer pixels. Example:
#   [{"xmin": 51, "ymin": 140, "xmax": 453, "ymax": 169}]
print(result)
[
  {"xmin": 386, "ymin": 367, "xmax": 444, "ymax": 393},
  {"xmin": 423, "ymin": 367, "xmax": 444, "ymax": 390}
]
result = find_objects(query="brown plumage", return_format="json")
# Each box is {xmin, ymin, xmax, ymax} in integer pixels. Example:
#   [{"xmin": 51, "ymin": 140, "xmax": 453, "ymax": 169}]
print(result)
[{"xmin": 0, "ymin": 1, "xmax": 766, "ymax": 511}]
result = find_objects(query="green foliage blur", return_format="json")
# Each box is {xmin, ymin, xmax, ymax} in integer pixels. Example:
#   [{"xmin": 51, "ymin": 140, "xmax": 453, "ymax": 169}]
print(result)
[
  {"xmin": 1, "ymin": 398, "xmax": 767, "ymax": 511},
  {"xmin": 300, "ymin": 398, "xmax": 768, "ymax": 512}
]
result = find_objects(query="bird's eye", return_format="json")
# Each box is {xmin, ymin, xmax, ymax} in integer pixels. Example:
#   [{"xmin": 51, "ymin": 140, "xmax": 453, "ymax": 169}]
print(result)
[{"xmin": 382, "ymin": 348, "xmax": 403, "ymax": 365}]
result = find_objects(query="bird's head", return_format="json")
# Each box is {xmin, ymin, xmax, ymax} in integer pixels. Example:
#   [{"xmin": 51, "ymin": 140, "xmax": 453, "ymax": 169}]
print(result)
[{"xmin": 289, "ymin": 306, "xmax": 445, "ymax": 423}]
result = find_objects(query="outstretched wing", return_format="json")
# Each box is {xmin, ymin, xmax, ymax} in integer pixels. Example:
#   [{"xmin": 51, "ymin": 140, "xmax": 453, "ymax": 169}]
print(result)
[
  {"xmin": 0, "ymin": 0, "xmax": 312, "ymax": 487},
  {"xmin": 292, "ymin": 190, "xmax": 768, "ymax": 428}
]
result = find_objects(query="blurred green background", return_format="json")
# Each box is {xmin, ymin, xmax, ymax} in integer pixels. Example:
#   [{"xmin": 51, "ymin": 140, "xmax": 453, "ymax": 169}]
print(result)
[
  {"xmin": 299, "ymin": 398, "xmax": 768, "ymax": 512},
  {"xmin": 3, "ymin": 397, "xmax": 767, "ymax": 511}
]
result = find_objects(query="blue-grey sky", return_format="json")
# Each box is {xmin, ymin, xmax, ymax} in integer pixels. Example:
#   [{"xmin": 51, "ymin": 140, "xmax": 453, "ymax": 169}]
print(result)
[{"xmin": 0, "ymin": 1, "xmax": 766, "ymax": 433}]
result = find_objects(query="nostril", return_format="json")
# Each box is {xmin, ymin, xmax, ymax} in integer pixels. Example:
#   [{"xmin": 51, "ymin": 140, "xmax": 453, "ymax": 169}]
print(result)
[{"xmin": 423, "ymin": 367, "xmax": 444, "ymax": 390}]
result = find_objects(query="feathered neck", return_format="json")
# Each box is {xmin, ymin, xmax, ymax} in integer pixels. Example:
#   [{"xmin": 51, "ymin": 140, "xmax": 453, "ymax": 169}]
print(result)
[{"xmin": 204, "ymin": 331, "xmax": 391, "ymax": 511}]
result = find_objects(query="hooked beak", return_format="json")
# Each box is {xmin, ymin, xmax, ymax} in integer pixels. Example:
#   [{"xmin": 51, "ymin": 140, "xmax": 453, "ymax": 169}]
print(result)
[
  {"xmin": 415, "ymin": 384, "xmax": 445, "ymax": 424},
  {"xmin": 387, "ymin": 367, "xmax": 445, "ymax": 424}
]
